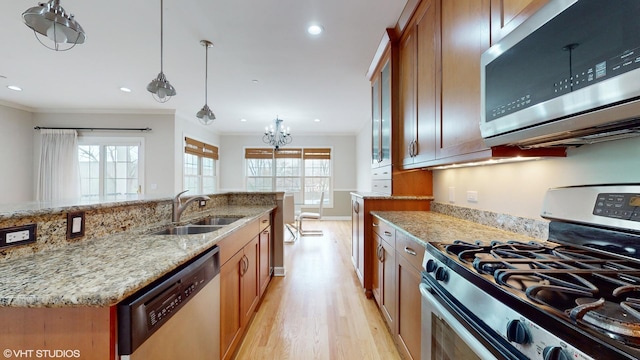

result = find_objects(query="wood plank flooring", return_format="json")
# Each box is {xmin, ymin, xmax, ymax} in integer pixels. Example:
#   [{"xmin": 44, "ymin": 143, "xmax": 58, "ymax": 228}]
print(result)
[{"xmin": 234, "ymin": 220, "xmax": 402, "ymax": 360}]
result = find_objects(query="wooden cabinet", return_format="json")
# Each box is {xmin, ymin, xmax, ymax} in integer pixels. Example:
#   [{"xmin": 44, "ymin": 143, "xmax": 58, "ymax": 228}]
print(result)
[
  {"xmin": 351, "ymin": 196, "xmax": 366, "ymax": 286},
  {"xmin": 372, "ymin": 217, "xmax": 396, "ymax": 332},
  {"xmin": 350, "ymin": 193, "xmax": 430, "ymax": 297},
  {"xmin": 258, "ymin": 227, "xmax": 271, "ymax": 297},
  {"xmin": 219, "ymin": 213, "xmax": 272, "ymax": 360},
  {"xmin": 399, "ymin": 0, "xmax": 438, "ymax": 168},
  {"xmin": 437, "ymin": 0, "xmax": 491, "ymax": 161},
  {"xmin": 395, "ymin": 231, "xmax": 425, "ymax": 360},
  {"xmin": 490, "ymin": 0, "xmax": 550, "ymax": 44}
]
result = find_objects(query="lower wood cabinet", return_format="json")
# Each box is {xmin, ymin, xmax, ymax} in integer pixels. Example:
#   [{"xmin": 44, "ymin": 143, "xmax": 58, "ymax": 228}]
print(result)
[
  {"xmin": 370, "ymin": 215, "xmax": 425, "ymax": 360},
  {"xmin": 372, "ymin": 223, "xmax": 396, "ymax": 332},
  {"xmin": 219, "ymin": 213, "xmax": 272, "ymax": 360}
]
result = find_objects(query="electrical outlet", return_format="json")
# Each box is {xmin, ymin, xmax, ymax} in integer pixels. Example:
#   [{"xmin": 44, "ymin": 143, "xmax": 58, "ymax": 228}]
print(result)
[
  {"xmin": 199, "ymin": 199, "xmax": 207, "ymax": 207},
  {"xmin": 467, "ymin": 191, "xmax": 479, "ymax": 203},
  {"xmin": 0, "ymin": 224, "xmax": 37, "ymax": 249}
]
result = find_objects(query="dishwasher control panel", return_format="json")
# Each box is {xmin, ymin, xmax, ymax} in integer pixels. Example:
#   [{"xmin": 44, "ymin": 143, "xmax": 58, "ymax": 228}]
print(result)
[{"xmin": 146, "ymin": 275, "xmax": 203, "ymax": 330}]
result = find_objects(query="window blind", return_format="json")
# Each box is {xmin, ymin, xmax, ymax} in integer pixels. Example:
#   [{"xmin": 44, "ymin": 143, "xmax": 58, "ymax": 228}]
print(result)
[
  {"xmin": 185, "ymin": 137, "xmax": 219, "ymax": 160},
  {"xmin": 244, "ymin": 148, "xmax": 274, "ymax": 159},
  {"xmin": 303, "ymin": 148, "xmax": 331, "ymax": 160}
]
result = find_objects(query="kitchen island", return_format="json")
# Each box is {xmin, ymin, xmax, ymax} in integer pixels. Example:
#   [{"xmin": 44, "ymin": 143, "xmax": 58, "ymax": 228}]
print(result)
[{"xmin": 0, "ymin": 192, "xmax": 281, "ymax": 360}]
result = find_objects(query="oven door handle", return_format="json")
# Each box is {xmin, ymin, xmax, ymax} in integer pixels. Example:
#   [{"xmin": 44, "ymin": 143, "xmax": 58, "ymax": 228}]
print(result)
[{"xmin": 420, "ymin": 283, "xmax": 500, "ymax": 360}]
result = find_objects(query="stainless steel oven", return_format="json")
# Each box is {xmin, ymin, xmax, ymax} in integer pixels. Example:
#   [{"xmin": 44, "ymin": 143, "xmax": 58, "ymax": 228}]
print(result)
[
  {"xmin": 420, "ymin": 184, "xmax": 640, "ymax": 360},
  {"xmin": 420, "ymin": 283, "xmax": 498, "ymax": 360}
]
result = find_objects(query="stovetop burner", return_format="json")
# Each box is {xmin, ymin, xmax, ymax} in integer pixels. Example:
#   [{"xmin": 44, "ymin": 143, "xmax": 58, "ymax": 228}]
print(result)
[{"xmin": 442, "ymin": 239, "xmax": 640, "ymax": 345}]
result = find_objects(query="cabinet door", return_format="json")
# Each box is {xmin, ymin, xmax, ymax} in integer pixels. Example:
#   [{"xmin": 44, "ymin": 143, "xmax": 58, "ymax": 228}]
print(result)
[
  {"xmin": 490, "ymin": 0, "xmax": 549, "ymax": 44},
  {"xmin": 220, "ymin": 250, "xmax": 243, "ymax": 360},
  {"xmin": 372, "ymin": 235, "xmax": 382, "ymax": 305},
  {"xmin": 351, "ymin": 198, "xmax": 359, "ymax": 272},
  {"xmin": 439, "ymin": 0, "xmax": 491, "ymax": 159},
  {"xmin": 259, "ymin": 227, "xmax": 271, "ymax": 297},
  {"xmin": 379, "ymin": 60, "xmax": 392, "ymax": 167},
  {"xmin": 241, "ymin": 236, "xmax": 260, "ymax": 327},
  {"xmin": 379, "ymin": 237, "xmax": 396, "ymax": 332},
  {"xmin": 371, "ymin": 75, "xmax": 381, "ymax": 166},
  {"xmin": 396, "ymin": 254, "xmax": 422, "ymax": 360},
  {"xmin": 398, "ymin": 27, "xmax": 417, "ymax": 168},
  {"xmin": 413, "ymin": 0, "xmax": 438, "ymax": 165}
]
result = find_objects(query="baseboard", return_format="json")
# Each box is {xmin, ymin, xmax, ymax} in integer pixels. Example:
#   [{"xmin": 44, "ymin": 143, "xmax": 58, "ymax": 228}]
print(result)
[{"xmin": 274, "ymin": 266, "xmax": 286, "ymax": 277}]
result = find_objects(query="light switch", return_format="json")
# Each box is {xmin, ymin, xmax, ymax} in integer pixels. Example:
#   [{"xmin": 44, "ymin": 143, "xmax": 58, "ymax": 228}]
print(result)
[{"xmin": 67, "ymin": 211, "xmax": 85, "ymax": 239}]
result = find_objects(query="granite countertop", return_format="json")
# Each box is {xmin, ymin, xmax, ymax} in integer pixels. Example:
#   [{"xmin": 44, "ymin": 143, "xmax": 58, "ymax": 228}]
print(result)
[
  {"xmin": 371, "ymin": 211, "xmax": 538, "ymax": 247},
  {"xmin": 350, "ymin": 191, "xmax": 434, "ymax": 200},
  {"xmin": 0, "ymin": 205, "xmax": 274, "ymax": 308}
]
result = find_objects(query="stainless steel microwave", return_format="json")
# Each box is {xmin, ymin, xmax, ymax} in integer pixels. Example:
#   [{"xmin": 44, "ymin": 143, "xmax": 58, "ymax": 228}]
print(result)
[{"xmin": 480, "ymin": 0, "xmax": 640, "ymax": 148}]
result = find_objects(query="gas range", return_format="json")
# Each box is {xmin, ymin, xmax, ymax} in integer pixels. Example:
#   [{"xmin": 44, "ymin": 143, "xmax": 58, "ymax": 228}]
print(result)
[{"xmin": 421, "ymin": 184, "xmax": 640, "ymax": 360}]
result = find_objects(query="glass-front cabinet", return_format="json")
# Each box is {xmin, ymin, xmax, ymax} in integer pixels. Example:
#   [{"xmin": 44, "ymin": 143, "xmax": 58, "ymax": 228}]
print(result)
[{"xmin": 372, "ymin": 59, "xmax": 392, "ymax": 168}]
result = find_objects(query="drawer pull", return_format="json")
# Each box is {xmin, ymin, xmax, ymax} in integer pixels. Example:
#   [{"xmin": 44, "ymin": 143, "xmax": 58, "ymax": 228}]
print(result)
[
  {"xmin": 384, "ymin": 231, "xmax": 392, "ymax": 237},
  {"xmin": 372, "ymin": 222, "xmax": 379, "ymax": 227},
  {"xmin": 262, "ymin": 219, "xmax": 268, "ymax": 223},
  {"xmin": 404, "ymin": 247, "xmax": 417, "ymax": 256}
]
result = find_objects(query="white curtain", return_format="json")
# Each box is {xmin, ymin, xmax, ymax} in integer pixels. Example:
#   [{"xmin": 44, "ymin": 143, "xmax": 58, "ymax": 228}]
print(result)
[{"xmin": 36, "ymin": 129, "xmax": 81, "ymax": 202}]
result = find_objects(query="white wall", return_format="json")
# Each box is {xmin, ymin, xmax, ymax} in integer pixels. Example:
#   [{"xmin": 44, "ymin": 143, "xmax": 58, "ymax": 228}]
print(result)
[
  {"xmin": 355, "ymin": 119, "xmax": 373, "ymax": 192},
  {"xmin": 32, "ymin": 111, "xmax": 177, "ymax": 197},
  {"xmin": 0, "ymin": 104, "xmax": 34, "ymax": 203},
  {"xmin": 433, "ymin": 137, "xmax": 640, "ymax": 220}
]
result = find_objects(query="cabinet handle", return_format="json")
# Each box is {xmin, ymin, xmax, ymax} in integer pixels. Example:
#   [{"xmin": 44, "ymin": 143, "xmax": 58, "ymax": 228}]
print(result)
[
  {"xmin": 404, "ymin": 247, "xmax": 417, "ymax": 256},
  {"xmin": 262, "ymin": 219, "xmax": 268, "ymax": 223},
  {"xmin": 353, "ymin": 201, "xmax": 359, "ymax": 213},
  {"xmin": 372, "ymin": 222, "xmax": 379, "ymax": 227},
  {"xmin": 384, "ymin": 231, "xmax": 392, "ymax": 237},
  {"xmin": 379, "ymin": 245, "xmax": 385, "ymax": 262}
]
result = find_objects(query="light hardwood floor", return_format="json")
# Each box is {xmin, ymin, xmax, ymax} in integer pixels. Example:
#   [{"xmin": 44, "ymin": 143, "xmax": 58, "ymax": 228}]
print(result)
[{"xmin": 234, "ymin": 220, "xmax": 402, "ymax": 360}]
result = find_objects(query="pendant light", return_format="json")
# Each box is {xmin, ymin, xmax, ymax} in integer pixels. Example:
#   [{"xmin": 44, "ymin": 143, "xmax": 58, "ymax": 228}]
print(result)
[
  {"xmin": 197, "ymin": 40, "xmax": 216, "ymax": 125},
  {"xmin": 147, "ymin": 0, "xmax": 176, "ymax": 103},
  {"xmin": 22, "ymin": 0, "xmax": 86, "ymax": 51}
]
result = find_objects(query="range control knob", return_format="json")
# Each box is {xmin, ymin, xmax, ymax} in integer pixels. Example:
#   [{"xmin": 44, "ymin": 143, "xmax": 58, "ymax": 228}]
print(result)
[
  {"xmin": 506, "ymin": 320, "xmax": 529, "ymax": 344},
  {"xmin": 435, "ymin": 267, "xmax": 448, "ymax": 282},
  {"xmin": 426, "ymin": 259, "xmax": 438, "ymax": 273},
  {"xmin": 543, "ymin": 346, "xmax": 570, "ymax": 360}
]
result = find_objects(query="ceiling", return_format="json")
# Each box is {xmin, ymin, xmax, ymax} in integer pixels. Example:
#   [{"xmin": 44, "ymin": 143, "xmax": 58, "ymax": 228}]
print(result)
[{"xmin": 0, "ymin": 0, "xmax": 408, "ymax": 135}]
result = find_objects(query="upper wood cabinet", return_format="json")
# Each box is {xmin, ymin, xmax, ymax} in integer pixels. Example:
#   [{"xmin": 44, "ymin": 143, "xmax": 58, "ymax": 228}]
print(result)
[
  {"xmin": 398, "ymin": 0, "xmax": 438, "ymax": 168},
  {"xmin": 490, "ymin": 0, "xmax": 550, "ymax": 45},
  {"xmin": 438, "ymin": 0, "xmax": 491, "ymax": 160}
]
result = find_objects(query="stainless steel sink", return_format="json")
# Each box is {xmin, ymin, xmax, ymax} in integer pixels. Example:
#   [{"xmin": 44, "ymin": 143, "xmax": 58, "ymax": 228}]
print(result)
[
  {"xmin": 192, "ymin": 216, "xmax": 243, "ymax": 226},
  {"xmin": 150, "ymin": 225, "xmax": 224, "ymax": 235}
]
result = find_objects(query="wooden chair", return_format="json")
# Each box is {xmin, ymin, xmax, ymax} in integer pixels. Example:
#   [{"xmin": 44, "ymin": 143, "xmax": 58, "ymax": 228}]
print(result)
[{"xmin": 297, "ymin": 191, "xmax": 324, "ymax": 236}]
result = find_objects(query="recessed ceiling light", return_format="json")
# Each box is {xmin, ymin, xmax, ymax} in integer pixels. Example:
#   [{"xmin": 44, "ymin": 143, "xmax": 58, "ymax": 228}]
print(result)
[
  {"xmin": 314, "ymin": 118, "xmax": 321, "ymax": 122},
  {"xmin": 119, "ymin": 87, "xmax": 132, "ymax": 93},
  {"xmin": 240, "ymin": 118, "xmax": 247, "ymax": 122},
  {"xmin": 251, "ymin": 80, "xmax": 259, "ymax": 84},
  {"xmin": 7, "ymin": 85, "xmax": 22, "ymax": 91},
  {"xmin": 307, "ymin": 25, "xmax": 323, "ymax": 35}
]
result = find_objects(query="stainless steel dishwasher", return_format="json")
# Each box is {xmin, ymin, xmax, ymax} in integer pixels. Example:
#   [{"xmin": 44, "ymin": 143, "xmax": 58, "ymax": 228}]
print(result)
[{"xmin": 118, "ymin": 246, "xmax": 220, "ymax": 360}]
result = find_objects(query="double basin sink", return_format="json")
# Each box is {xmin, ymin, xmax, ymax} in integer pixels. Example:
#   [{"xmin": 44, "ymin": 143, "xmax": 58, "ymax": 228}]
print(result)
[{"xmin": 150, "ymin": 216, "xmax": 243, "ymax": 235}]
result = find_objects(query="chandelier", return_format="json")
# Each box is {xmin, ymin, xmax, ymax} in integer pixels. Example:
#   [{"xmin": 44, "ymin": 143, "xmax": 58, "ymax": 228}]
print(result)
[{"xmin": 263, "ymin": 117, "xmax": 292, "ymax": 151}]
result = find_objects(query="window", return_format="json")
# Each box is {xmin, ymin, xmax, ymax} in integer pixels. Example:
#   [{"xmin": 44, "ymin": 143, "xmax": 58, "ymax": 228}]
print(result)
[
  {"xmin": 245, "ymin": 147, "xmax": 331, "ymax": 205},
  {"xmin": 184, "ymin": 137, "xmax": 218, "ymax": 194},
  {"xmin": 78, "ymin": 137, "xmax": 144, "ymax": 199}
]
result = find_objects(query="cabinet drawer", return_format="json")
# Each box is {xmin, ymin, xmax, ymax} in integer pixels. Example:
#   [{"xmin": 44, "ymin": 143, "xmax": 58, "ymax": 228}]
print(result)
[
  {"xmin": 372, "ymin": 217, "xmax": 395, "ymax": 247},
  {"xmin": 395, "ymin": 232, "xmax": 424, "ymax": 270},
  {"xmin": 372, "ymin": 179, "xmax": 392, "ymax": 195},
  {"xmin": 259, "ymin": 213, "xmax": 271, "ymax": 232},
  {"xmin": 372, "ymin": 164, "xmax": 392, "ymax": 180}
]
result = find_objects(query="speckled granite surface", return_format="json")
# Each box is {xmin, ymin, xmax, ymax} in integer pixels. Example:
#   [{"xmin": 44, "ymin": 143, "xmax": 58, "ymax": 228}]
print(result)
[
  {"xmin": 371, "ymin": 211, "xmax": 540, "ymax": 248},
  {"xmin": 350, "ymin": 191, "xmax": 434, "ymax": 200},
  {"xmin": 430, "ymin": 202, "xmax": 549, "ymax": 240},
  {"xmin": 0, "ymin": 205, "xmax": 274, "ymax": 308}
]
